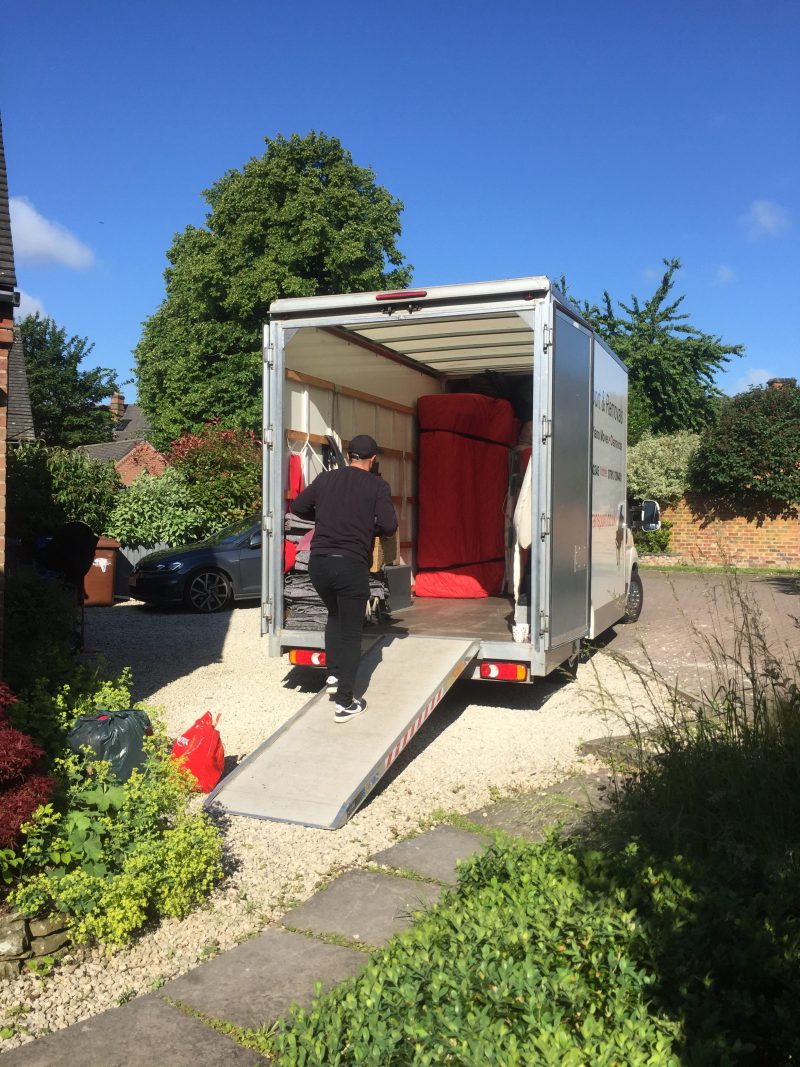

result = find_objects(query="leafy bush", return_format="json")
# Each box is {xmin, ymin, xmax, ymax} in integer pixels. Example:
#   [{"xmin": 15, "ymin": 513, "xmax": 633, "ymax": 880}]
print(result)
[
  {"xmin": 273, "ymin": 839, "xmax": 680, "ymax": 1064},
  {"xmin": 627, "ymin": 430, "xmax": 700, "ymax": 504},
  {"xmin": 632, "ymin": 520, "xmax": 672, "ymax": 554},
  {"xmin": 689, "ymin": 382, "xmax": 800, "ymax": 518},
  {"xmin": 167, "ymin": 422, "xmax": 261, "ymax": 532},
  {"xmin": 7, "ymin": 441, "xmax": 121, "ymax": 542},
  {"xmin": 106, "ymin": 466, "xmax": 208, "ymax": 548},
  {"xmin": 11, "ymin": 717, "xmax": 222, "ymax": 945}
]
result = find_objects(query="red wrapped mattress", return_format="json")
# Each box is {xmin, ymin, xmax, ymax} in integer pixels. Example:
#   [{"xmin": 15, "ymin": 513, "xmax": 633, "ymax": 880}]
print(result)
[{"xmin": 415, "ymin": 394, "xmax": 515, "ymax": 598}]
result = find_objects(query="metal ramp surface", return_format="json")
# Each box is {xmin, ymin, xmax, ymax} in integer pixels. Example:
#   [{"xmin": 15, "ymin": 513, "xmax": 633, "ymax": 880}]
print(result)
[{"xmin": 205, "ymin": 636, "xmax": 478, "ymax": 829}]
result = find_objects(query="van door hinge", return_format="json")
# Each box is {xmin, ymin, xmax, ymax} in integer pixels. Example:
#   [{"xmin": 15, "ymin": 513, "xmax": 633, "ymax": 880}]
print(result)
[
  {"xmin": 263, "ymin": 425, "xmax": 274, "ymax": 449},
  {"xmin": 540, "ymin": 514, "xmax": 550, "ymax": 540},
  {"xmin": 263, "ymin": 343, "xmax": 274, "ymax": 367},
  {"xmin": 262, "ymin": 599, "xmax": 273, "ymax": 622},
  {"xmin": 541, "ymin": 416, "xmax": 552, "ymax": 442},
  {"xmin": 539, "ymin": 610, "xmax": 549, "ymax": 635},
  {"xmin": 543, "ymin": 324, "xmax": 552, "ymax": 352},
  {"xmin": 262, "ymin": 512, "xmax": 273, "ymax": 535}
]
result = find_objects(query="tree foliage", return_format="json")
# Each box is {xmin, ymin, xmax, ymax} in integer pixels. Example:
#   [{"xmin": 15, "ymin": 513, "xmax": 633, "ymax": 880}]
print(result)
[
  {"xmin": 7, "ymin": 441, "xmax": 122, "ymax": 542},
  {"xmin": 136, "ymin": 132, "xmax": 412, "ymax": 449},
  {"xmin": 573, "ymin": 260, "xmax": 742, "ymax": 442},
  {"xmin": 167, "ymin": 422, "xmax": 262, "ymax": 529},
  {"xmin": 105, "ymin": 468, "xmax": 207, "ymax": 549},
  {"xmin": 628, "ymin": 430, "xmax": 701, "ymax": 504},
  {"xmin": 19, "ymin": 314, "xmax": 117, "ymax": 447},
  {"xmin": 689, "ymin": 383, "xmax": 800, "ymax": 519},
  {"xmin": 107, "ymin": 424, "xmax": 262, "ymax": 547}
]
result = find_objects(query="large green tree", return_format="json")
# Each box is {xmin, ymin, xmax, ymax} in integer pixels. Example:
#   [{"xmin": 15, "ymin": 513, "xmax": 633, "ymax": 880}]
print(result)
[
  {"xmin": 571, "ymin": 260, "xmax": 742, "ymax": 443},
  {"xmin": 20, "ymin": 314, "xmax": 118, "ymax": 447},
  {"xmin": 136, "ymin": 132, "xmax": 412, "ymax": 449},
  {"xmin": 689, "ymin": 382, "xmax": 800, "ymax": 520}
]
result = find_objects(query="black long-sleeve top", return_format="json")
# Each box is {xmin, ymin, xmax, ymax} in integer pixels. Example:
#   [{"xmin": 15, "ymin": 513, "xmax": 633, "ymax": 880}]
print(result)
[{"xmin": 290, "ymin": 467, "xmax": 398, "ymax": 566}]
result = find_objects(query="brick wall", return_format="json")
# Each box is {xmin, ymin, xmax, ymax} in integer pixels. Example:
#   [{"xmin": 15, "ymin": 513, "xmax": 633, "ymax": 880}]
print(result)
[
  {"xmin": 0, "ymin": 313, "xmax": 12, "ymax": 668},
  {"xmin": 660, "ymin": 495, "xmax": 800, "ymax": 568},
  {"xmin": 115, "ymin": 441, "xmax": 167, "ymax": 486}
]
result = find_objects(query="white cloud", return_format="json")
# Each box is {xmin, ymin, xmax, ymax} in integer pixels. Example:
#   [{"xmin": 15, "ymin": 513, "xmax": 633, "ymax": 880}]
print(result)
[
  {"xmin": 641, "ymin": 265, "xmax": 660, "ymax": 280},
  {"xmin": 740, "ymin": 199, "xmax": 792, "ymax": 239},
  {"xmin": 14, "ymin": 289, "xmax": 46, "ymax": 321},
  {"xmin": 733, "ymin": 366, "xmax": 773, "ymax": 393},
  {"xmin": 9, "ymin": 196, "xmax": 94, "ymax": 268},
  {"xmin": 715, "ymin": 264, "xmax": 736, "ymax": 285}
]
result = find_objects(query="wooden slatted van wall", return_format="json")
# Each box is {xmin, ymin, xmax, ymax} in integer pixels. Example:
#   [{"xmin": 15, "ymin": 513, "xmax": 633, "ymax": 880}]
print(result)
[{"xmin": 284, "ymin": 369, "xmax": 417, "ymax": 560}]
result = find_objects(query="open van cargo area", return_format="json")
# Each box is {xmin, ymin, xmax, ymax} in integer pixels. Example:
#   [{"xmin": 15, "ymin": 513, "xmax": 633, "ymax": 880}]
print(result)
[
  {"xmin": 264, "ymin": 278, "xmax": 634, "ymax": 677},
  {"xmin": 279, "ymin": 319, "xmax": 536, "ymax": 647}
]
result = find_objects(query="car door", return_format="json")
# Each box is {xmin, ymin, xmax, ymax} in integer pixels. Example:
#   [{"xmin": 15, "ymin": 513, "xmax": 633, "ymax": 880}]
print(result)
[{"xmin": 237, "ymin": 525, "xmax": 262, "ymax": 598}]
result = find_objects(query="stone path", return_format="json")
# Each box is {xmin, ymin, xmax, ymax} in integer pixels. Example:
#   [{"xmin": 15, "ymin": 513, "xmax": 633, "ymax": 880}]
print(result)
[{"xmin": 1, "ymin": 774, "xmax": 611, "ymax": 1066}]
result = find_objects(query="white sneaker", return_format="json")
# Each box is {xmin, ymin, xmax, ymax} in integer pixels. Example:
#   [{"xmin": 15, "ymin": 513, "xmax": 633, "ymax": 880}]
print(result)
[{"xmin": 334, "ymin": 698, "xmax": 367, "ymax": 723}]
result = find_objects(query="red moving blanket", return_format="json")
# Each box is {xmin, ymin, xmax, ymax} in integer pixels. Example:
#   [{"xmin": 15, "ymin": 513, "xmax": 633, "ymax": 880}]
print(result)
[{"xmin": 416, "ymin": 394, "xmax": 515, "ymax": 598}]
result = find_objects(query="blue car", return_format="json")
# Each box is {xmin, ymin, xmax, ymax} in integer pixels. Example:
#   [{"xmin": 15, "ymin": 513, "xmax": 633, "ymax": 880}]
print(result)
[{"xmin": 128, "ymin": 517, "xmax": 262, "ymax": 612}]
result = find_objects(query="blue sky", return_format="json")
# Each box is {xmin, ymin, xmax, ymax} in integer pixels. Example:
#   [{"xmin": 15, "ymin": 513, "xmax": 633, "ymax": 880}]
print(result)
[{"xmin": 4, "ymin": 0, "xmax": 798, "ymax": 399}]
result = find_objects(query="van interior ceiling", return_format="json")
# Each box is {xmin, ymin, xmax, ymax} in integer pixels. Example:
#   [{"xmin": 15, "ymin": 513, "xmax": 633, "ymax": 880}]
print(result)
[{"xmin": 281, "ymin": 314, "xmax": 537, "ymax": 642}]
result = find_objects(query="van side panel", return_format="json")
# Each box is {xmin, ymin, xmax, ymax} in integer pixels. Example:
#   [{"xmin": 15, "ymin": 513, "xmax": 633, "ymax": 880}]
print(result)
[{"xmin": 589, "ymin": 339, "xmax": 628, "ymax": 637}]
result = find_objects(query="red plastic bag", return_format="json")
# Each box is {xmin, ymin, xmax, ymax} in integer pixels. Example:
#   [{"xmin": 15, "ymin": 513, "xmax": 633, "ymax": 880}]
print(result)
[{"xmin": 171, "ymin": 712, "xmax": 224, "ymax": 793}]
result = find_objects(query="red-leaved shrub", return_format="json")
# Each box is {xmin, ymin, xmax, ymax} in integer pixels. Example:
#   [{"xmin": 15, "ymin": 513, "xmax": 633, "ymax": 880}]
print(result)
[
  {"xmin": 0, "ymin": 685, "xmax": 54, "ymax": 848},
  {"xmin": 0, "ymin": 777, "xmax": 55, "ymax": 849}
]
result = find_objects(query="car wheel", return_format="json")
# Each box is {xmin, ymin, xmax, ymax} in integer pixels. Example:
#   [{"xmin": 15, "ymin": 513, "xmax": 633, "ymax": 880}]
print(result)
[
  {"xmin": 623, "ymin": 571, "xmax": 643, "ymax": 623},
  {"xmin": 185, "ymin": 569, "xmax": 233, "ymax": 613}
]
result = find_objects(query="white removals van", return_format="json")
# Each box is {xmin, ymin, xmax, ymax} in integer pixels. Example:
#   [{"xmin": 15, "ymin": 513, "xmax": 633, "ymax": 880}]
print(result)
[
  {"xmin": 206, "ymin": 277, "xmax": 651, "ymax": 829},
  {"xmin": 261, "ymin": 276, "xmax": 644, "ymax": 681}
]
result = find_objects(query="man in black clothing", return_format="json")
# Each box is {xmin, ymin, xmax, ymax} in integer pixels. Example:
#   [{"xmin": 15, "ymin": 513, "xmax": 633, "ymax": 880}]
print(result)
[{"xmin": 290, "ymin": 434, "xmax": 398, "ymax": 722}]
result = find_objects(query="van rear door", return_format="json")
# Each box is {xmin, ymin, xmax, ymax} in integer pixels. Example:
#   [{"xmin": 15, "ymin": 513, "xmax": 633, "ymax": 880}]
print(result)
[{"xmin": 547, "ymin": 309, "xmax": 593, "ymax": 646}]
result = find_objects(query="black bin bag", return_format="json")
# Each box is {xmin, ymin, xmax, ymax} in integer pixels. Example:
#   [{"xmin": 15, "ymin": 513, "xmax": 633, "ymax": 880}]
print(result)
[{"xmin": 67, "ymin": 710, "xmax": 153, "ymax": 782}]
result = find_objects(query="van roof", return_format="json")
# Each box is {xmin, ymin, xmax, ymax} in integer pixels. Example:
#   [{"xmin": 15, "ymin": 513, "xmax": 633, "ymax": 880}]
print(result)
[
  {"xmin": 269, "ymin": 276, "xmax": 553, "ymax": 316},
  {"xmin": 268, "ymin": 276, "xmax": 601, "ymax": 375}
]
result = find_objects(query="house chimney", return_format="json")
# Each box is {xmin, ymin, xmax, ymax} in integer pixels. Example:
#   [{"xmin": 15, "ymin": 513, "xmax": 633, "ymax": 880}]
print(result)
[
  {"xmin": 110, "ymin": 391, "xmax": 125, "ymax": 419},
  {"xmin": 766, "ymin": 377, "xmax": 797, "ymax": 391}
]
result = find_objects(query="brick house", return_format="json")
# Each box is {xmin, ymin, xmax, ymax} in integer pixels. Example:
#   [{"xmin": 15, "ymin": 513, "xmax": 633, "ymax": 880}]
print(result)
[
  {"xmin": 0, "ymin": 115, "xmax": 21, "ymax": 672},
  {"xmin": 78, "ymin": 391, "xmax": 166, "ymax": 485}
]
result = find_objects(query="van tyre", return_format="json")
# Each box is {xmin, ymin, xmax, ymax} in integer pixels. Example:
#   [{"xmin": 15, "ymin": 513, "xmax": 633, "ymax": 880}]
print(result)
[
  {"xmin": 185, "ymin": 569, "xmax": 233, "ymax": 613},
  {"xmin": 623, "ymin": 571, "xmax": 643, "ymax": 623}
]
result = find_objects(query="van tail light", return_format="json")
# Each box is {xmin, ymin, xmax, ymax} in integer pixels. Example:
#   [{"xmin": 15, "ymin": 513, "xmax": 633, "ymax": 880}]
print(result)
[
  {"xmin": 289, "ymin": 649, "xmax": 327, "ymax": 668},
  {"xmin": 375, "ymin": 289, "xmax": 427, "ymax": 300},
  {"xmin": 480, "ymin": 662, "xmax": 528, "ymax": 682}
]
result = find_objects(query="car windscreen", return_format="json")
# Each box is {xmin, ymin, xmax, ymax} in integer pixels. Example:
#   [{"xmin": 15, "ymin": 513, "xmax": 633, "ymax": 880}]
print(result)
[{"xmin": 201, "ymin": 517, "xmax": 257, "ymax": 546}]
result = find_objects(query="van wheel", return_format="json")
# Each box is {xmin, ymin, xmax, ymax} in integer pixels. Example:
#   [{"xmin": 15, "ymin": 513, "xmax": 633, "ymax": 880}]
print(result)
[
  {"xmin": 623, "ymin": 572, "xmax": 644, "ymax": 623},
  {"xmin": 185, "ymin": 570, "xmax": 233, "ymax": 613}
]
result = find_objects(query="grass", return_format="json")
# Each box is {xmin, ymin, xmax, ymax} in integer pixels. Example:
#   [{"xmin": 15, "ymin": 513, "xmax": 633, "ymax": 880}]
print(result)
[
  {"xmin": 638, "ymin": 561, "xmax": 798, "ymax": 577},
  {"xmin": 262, "ymin": 571, "xmax": 800, "ymax": 1065}
]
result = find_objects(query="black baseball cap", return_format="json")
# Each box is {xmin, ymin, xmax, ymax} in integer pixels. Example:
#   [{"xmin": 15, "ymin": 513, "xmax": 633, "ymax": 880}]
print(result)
[{"xmin": 347, "ymin": 434, "xmax": 382, "ymax": 458}]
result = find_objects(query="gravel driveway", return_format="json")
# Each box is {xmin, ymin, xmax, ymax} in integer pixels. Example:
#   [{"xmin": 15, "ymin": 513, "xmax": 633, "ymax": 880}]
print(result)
[{"xmin": 1, "ymin": 601, "xmax": 655, "ymax": 1048}]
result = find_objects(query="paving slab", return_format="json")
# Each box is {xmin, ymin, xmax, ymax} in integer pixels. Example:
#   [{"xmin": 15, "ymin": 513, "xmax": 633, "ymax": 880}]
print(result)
[
  {"xmin": 370, "ymin": 825, "xmax": 490, "ymax": 885},
  {"xmin": 283, "ymin": 869, "xmax": 442, "ymax": 946},
  {"xmin": 159, "ymin": 927, "xmax": 367, "ymax": 1031},
  {"xmin": 465, "ymin": 772, "xmax": 611, "ymax": 842},
  {"xmin": 0, "ymin": 993, "xmax": 265, "ymax": 1067}
]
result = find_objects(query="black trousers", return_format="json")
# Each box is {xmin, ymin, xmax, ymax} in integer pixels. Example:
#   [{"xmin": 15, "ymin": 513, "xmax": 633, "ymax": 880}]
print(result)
[{"xmin": 308, "ymin": 554, "xmax": 369, "ymax": 705}]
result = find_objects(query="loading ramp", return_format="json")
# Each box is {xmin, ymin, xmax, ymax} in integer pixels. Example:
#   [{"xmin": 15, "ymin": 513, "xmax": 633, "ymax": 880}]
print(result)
[{"xmin": 205, "ymin": 635, "xmax": 478, "ymax": 829}]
